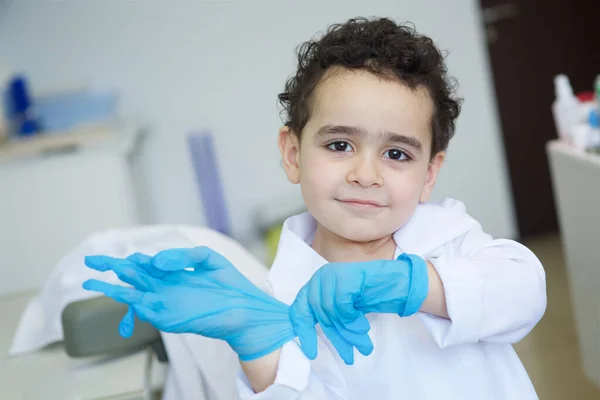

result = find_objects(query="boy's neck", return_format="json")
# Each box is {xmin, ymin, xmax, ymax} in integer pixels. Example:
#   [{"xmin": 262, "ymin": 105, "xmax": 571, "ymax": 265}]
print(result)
[{"xmin": 311, "ymin": 222, "xmax": 397, "ymax": 263}]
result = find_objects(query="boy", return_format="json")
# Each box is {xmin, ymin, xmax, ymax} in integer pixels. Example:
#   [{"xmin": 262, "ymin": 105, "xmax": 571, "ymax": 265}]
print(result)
[{"xmin": 84, "ymin": 17, "xmax": 546, "ymax": 399}]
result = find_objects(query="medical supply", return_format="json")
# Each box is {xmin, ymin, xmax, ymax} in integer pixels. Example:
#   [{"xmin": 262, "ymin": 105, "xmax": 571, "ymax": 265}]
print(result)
[
  {"xmin": 290, "ymin": 253, "xmax": 429, "ymax": 365},
  {"xmin": 571, "ymin": 123, "xmax": 591, "ymax": 150},
  {"xmin": 588, "ymin": 110, "xmax": 600, "ymax": 149},
  {"xmin": 552, "ymin": 74, "xmax": 581, "ymax": 140},
  {"xmin": 83, "ymin": 246, "xmax": 296, "ymax": 361},
  {"xmin": 570, "ymin": 110, "xmax": 600, "ymax": 151}
]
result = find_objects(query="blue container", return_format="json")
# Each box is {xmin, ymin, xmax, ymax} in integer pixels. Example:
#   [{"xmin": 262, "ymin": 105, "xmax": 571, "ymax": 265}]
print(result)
[
  {"xmin": 36, "ymin": 90, "xmax": 117, "ymax": 132},
  {"xmin": 8, "ymin": 75, "xmax": 42, "ymax": 136}
]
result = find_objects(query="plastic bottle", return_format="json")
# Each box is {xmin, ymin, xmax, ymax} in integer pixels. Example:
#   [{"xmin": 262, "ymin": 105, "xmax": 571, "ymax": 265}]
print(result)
[
  {"xmin": 552, "ymin": 74, "xmax": 581, "ymax": 141},
  {"xmin": 588, "ymin": 109, "xmax": 600, "ymax": 149}
]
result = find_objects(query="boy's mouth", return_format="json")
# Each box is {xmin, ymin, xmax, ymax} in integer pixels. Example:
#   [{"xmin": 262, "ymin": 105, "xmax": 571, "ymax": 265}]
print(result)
[{"xmin": 335, "ymin": 198, "xmax": 386, "ymax": 209}]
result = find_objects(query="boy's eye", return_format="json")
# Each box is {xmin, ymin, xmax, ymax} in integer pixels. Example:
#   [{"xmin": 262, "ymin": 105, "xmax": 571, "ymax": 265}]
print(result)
[
  {"xmin": 327, "ymin": 141, "xmax": 352, "ymax": 152},
  {"xmin": 384, "ymin": 149, "xmax": 409, "ymax": 161}
]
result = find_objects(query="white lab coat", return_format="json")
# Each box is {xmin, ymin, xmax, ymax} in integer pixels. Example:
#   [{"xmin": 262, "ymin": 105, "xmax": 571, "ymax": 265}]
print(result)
[{"xmin": 237, "ymin": 198, "xmax": 547, "ymax": 400}]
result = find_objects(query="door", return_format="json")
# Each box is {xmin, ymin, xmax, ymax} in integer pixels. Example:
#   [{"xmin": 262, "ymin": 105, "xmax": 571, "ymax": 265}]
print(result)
[{"xmin": 480, "ymin": 0, "xmax": 600, "ymax": 238}]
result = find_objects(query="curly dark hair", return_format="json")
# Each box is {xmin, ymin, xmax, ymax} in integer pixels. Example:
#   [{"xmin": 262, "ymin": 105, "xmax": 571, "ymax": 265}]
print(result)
[{"xmin": 278, "ymin": 17, "xmax": 462, "ymax": 157}]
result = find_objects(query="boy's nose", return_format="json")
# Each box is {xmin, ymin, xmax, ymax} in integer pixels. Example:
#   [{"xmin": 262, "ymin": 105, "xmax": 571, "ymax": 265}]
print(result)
[{"xmin": 347, "ymin": 155, "xmax": 383, "ymax": 188}]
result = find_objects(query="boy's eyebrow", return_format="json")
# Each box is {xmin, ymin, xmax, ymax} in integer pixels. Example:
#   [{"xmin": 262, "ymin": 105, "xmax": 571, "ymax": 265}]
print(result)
[{"xmin": 315, "ymin": 124, "xmax": 423, "ymax": 153}]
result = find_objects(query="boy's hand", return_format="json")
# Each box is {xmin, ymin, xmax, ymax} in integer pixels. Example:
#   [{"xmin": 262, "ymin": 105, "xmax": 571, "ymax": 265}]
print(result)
[
  {"xmin": 82, "ymin": 247, "xmax": 296, "ymax": 362},
  {"xmin": 289, "ymin": 253, "xmax": 429, "ymax": 365}
]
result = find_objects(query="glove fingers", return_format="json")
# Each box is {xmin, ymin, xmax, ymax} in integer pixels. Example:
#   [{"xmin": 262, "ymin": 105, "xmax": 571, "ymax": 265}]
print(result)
[
  {"xmin": 82, "ymin": 279, "xmax": 144, "ymax": 305},
  {"xmin": 152, "ymin": 248, "xmax": 198, "ymax": 271},
  {"xmin": 132, "ymin": 305, "xmax": 161, "ymax": 327},
  {"xmin": 127, "ymin": 252, "xmax": 152, "ymax": 266},
  {"xmin": 308, "ymin": 281, "xmax": 355, "ymax": 364},
  {"xmin": 290, "ymin": 290, "xmax": 319, "ymax": 360},
  {"xmin": 153, "ymin": 246, "xmax": 230, "ymax": 272},
  {"xmin": 321, "ymin": 324, "xmax": 355, "ymax": 365},
  {"xmin": 296, "ymin": 323, "xmax": 319, "ymax": 360},
  {"xmin": 119, "ymin": 307, "xmax": 136, "ymax": 338},
  {"xmin": 332, "ymin": 273, "xmax": 369, "ymax": 334},
  {"xmin": 84, "ymin": 255, "xmax": 118, "ymax": 272},
  {"xmin": 112, "ymin": 260, "xmax": 157, "ymax": 291},
  {"xmin": 333, "ymin": 290, "xmax": 370, "ymax": 334},
  {"xmin": 127, "ymin": 252, "xmax": 166, "ymax": 279},
  {"xmin": 333, "ymin": 321, "xmax": 373, "ymax": 357},
  {"xmin": 342, "ymin": 311, "xmax": 371, "ymax": 334},
  {"xmin": 85, "ymin": 255, "xmax": 157, "ymax": 291}
]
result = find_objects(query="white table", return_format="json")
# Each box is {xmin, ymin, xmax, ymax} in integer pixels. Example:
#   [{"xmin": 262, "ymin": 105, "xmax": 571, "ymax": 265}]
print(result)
[{"xmin": 0, "ymin": 291, "xmax": 166, "ymax": 400}]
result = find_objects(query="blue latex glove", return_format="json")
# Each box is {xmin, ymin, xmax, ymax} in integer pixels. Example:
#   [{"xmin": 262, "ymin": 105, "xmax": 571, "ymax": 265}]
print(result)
[
  {"xmin": 290, "ymin": 253, "xmax": 429, "ymax": 365},
  {"xmin": 82, "ymin": 247, "xmax": 296, "ymax": 361}
]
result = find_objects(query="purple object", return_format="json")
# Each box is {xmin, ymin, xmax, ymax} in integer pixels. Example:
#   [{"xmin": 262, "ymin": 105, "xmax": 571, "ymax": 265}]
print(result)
[{"xmin": 187, "ymin": 132, "xmax": 232, "ymax": 236}]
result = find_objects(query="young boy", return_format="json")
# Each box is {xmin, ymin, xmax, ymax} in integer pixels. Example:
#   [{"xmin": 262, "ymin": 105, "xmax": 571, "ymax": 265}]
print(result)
[
  {"xmin": 235, "ymin": 17, "xmax": 546, "ymax": 398},
  {"xmin": 84, "ymin": 17, "xmax": 546, "ymax": 399}
]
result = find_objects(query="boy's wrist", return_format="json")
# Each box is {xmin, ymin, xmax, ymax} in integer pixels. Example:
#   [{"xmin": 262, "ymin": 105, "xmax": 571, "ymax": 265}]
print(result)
[
  {"xmin": 419, "ymin": 260, "xmax": 449, "ymax": 319},
  {"xmin": 240, "ymin": 346, "xmax": 282, "ymax": 393}
]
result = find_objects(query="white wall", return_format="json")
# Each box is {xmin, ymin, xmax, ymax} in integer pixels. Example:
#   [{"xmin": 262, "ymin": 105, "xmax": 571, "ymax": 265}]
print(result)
[{"xmin": 0, "ymin": 0, "xmax": 517, "ymax": 239}]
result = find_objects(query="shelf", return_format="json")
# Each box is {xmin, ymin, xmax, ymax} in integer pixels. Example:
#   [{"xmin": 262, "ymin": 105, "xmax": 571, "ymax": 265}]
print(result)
[{"xmin": 0, "ymin": 123, "xmax": 124, "ymax": 162}]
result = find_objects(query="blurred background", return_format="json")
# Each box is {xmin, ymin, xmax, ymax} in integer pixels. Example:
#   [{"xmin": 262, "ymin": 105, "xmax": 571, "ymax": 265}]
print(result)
[{"xmin": 0, "ymin": 1, "xmax": 598, "ymax": 399}]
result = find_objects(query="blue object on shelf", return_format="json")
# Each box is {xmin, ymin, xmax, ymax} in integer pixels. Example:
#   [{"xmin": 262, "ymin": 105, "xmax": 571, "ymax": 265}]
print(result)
[
  {"xmin": 187, "ymin": 132, "xmax": 232, "ymax": 236},
  {"xmin": 589, "ymin": 109, "xmax": 598, "ymax": 129},
  {"xmin": 36, "ymin": 90, "xmax": 117, "ymax": 132},
  {"xmin": 8, "ymin": 74, "xmax": 41, "ymax": 136}
]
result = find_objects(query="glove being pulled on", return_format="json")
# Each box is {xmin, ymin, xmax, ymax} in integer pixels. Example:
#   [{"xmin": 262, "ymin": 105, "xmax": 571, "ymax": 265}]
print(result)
[{"xmin": 82, "ymin": 246, "xmax": 295, "ymax": 361}]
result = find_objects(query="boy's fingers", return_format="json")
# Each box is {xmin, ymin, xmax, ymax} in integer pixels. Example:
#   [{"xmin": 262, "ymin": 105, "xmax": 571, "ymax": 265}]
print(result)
[{"xmin": 82, "ymin": 279, "xmax": 144, "ymax": 305}]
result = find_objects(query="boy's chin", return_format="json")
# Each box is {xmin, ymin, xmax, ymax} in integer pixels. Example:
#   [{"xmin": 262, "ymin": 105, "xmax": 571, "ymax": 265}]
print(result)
[{"xmin": 329, "ymin": 220, "xmax": 396, "ymax": 243}]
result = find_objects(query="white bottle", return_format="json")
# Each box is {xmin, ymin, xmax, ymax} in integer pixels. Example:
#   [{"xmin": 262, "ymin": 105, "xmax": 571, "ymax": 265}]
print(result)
[{"xmin": 552, "ymin": 74, "xmax": 581, "ymax": 141}]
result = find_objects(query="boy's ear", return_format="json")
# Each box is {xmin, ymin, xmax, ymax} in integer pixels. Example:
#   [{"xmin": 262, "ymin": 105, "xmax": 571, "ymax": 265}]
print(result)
[
  {"xmin": 278, "ymin": 126, "xmax": 301, "ymax": 184},
  {"xmin": 419, "ymin": 151, "xmax": 445, "ymax": 203}
]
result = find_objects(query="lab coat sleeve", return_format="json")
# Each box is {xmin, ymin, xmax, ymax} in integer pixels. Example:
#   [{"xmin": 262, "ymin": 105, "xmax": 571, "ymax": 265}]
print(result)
[
  {"xmin": 418, "ymin": 223, "xmax": 547, "ymax": 347},
  {"xmin": 236, "ymin": 339, "xmax": 349, "ymax": 399}
]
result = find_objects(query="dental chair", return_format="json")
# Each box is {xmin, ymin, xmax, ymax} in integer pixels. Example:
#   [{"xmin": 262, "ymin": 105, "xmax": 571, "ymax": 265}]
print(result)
[{"xmin": 61, "ymin": 296, "xmax": 168, "ymax": 363}]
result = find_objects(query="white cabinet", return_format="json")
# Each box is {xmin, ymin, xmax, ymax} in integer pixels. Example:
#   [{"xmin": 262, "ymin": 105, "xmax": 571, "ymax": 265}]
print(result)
[
  {"xmin": 547, "ymin": 140, "xmax": 600, "ymax": 389},
  {"xmin": 0, "ymin": 126, "xmax": 141, "ymax": 296}
]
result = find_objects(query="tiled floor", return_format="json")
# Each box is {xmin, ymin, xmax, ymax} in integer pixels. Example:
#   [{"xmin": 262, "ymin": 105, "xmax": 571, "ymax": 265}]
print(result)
[{"xmin": 516, "ymin": 234, "xmax": 600, "ymax": 400}]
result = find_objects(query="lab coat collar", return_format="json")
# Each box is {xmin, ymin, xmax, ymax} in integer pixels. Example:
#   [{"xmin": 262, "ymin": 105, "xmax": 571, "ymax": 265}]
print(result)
[{"xmin": 268, "ymin": 199, "xmax": 477, "ymax": 305}]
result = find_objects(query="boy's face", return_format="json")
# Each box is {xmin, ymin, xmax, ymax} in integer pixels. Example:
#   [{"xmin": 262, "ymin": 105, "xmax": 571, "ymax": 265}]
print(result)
[{"xmin": 279, "ymin": 68, "xmax": 445, "ymax": 242}]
